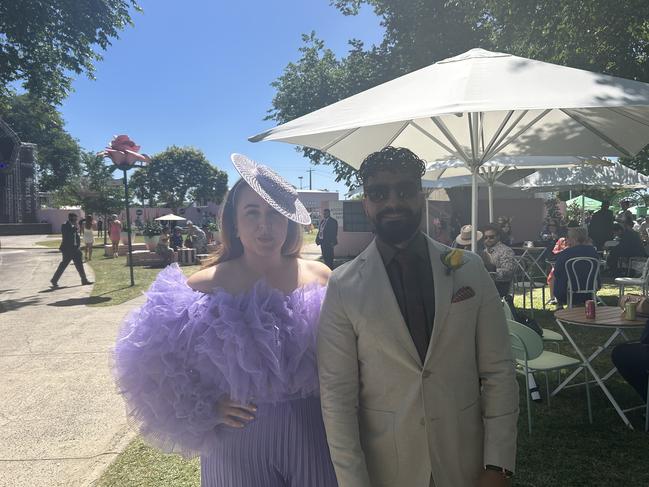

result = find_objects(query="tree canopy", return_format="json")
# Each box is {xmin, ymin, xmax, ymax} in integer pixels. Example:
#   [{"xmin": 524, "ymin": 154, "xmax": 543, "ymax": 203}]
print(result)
[
  {"xmin": 129, "ymin": 146, "xmax": 228, "ymax": 210},
  {"xmin": 267, "ymin": 1, "xmax": 649, "ymax": 187},
  {"xmin": 1, "ymin": 94, "xmax": 81, "ymax": 191},
  {"xmin": 55, "ymin": 151, "xmax": 122, "ymax": 215},
  {"xmin": 0, "ymin": 0, "xmax": 141, "ymax": 106}
]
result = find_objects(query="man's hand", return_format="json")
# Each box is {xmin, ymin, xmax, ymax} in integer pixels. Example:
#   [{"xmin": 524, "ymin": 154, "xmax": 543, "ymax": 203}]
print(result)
[
  {"xmin": 481, "ymin": 251, "xmax": 496, "ymax": 271},
  {"xmin": 477, "ymin": 469, "xmax": 512, "ymax": 487},
  {"xmin": 215, "ymin": 397, "xmax": 257, "ymax": 428}
]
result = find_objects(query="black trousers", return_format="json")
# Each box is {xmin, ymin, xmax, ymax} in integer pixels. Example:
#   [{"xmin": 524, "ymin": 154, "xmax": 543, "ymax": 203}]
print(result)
[
  {"xmin": 52, "ymin": 249, "xmax": 88, "ymax": 284},
  {"xmin": 611, "ymin": 342, "xmax": 649, "ymax": 402},
  {"xmin": 321, "ymin": 244, "xmax": 335, "ymax": 270}
]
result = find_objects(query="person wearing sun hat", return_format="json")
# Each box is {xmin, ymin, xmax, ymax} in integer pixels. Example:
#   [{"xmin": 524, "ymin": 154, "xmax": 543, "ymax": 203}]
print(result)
[
  {"xmin": 113, "ymin": 154, "xmax": 337, "ymax": 487},
  {"xmin": 453, "ymin": 224, "xmax": 483, "ymax": 251}
]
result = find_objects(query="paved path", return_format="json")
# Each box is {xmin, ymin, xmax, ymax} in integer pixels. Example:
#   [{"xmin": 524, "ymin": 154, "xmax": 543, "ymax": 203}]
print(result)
[{"xmin": 0, "ymin": 237, "xmax": 143, "ymax": 487}]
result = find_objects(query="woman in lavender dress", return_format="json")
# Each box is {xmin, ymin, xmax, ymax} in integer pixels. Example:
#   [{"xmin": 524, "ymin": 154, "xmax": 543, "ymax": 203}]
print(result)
[{"xmin": 114, "ymin": 154, "xmax": 338, "ymax": 487}]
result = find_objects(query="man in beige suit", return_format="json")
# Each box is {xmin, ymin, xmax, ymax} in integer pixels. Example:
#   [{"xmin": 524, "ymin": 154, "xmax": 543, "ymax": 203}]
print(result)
[{"xmin": 317, "ymin": 147, "xmax": 519, "ymax": 487}]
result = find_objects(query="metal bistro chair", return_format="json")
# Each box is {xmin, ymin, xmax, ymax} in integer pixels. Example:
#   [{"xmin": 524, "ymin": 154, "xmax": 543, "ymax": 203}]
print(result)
[
  {"xmin": 502, "ymin": 298, "xmax": 563, "ymax": 350},
  {"xmin": 565, "ymin": 257, "xmax": 600, "ymax": 309},
  {"xmin": 615, "ymin": 257, "xmax": 649, "ymax": 298},
  {"xmin": 513, "ymin": 255, "xmax": 547, "ymax": 315},
  {"xmin": 507, "ymin": 319, "xmax": 591, "ymax": 434}
]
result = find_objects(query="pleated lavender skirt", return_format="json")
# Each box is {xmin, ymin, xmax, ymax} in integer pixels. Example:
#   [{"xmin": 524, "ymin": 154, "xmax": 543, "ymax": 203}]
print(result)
[{"xmin": 201, "ymin": 396, "xmax": 338, "ymax": 487}]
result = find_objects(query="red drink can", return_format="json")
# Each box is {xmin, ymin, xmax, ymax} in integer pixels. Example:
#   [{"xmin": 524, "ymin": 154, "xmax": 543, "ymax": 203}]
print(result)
[{"xmin": 585, "ymin": 300, "xmax": 596, "ymax": 319}]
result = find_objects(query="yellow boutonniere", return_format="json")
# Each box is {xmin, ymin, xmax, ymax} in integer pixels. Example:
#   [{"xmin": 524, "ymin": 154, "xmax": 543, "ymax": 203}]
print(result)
[{"xmin": 441, "ymin": 249, "xmax": 466, "ymax": 275}]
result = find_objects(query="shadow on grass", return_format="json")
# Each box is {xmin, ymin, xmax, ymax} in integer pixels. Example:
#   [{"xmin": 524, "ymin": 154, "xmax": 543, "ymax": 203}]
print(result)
[
  {"xmin": 94, "ymin": 286, "xmax": 134, "ymax": 297},
  {"xmin": 48, "ymin": 296, "xmax": 112, "ymax": 307}
]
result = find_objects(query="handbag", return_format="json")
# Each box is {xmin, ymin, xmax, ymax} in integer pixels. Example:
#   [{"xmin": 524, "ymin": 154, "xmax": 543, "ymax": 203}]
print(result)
[
  {"xmin": 503, "ymin": 294, "xmax": 543, "ymax": 336},
  {"xmin": 618, "ymin": 294, "xmax": 649, "ymax": 318}
]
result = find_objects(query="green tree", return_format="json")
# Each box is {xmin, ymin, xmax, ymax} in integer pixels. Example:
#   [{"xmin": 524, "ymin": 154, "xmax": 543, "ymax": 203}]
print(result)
[
  {"xmin": 129, "ymin": 166, "xmax": 157, "ymax": 206},
  {"xmin": 193, "ymin": 168, "xmax": 229, "ymax": 207},
  {"xmin": 0, "ymin": 0, "xmax": 142, "ymax": 106},
  {"xmin": 0, "ymin": 94, "xmax": 81, "ymax": 191},
  {"xmin": 268, "ymin": 1, "xmax": 649, "ymax": 185},
  {"xmin": 55, "ymin": 151, "xmax": 122, "ymax": 215},
  {"xmin": 131, "ymin": 146, "xmax": 228, "ymax": 210}
]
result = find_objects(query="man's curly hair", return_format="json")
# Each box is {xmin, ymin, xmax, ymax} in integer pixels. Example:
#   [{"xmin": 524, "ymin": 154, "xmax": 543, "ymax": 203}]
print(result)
[{"xmin": 357, "ymin": 147, "xmax": 426, "ymax": 187}]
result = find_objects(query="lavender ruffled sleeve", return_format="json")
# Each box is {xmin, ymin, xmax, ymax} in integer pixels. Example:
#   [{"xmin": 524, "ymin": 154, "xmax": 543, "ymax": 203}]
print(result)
[
  {"xmin": 113, "ymin": 264, "xmax": 327, "ymax": 457},
  {"xmin": 113, "ymin": 265, "xmax": 227, "ymax": 456}
]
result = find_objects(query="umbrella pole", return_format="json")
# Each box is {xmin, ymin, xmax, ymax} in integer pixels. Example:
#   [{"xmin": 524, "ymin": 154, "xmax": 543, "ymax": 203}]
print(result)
[
  {"xmin": 425, "ymin": 198, "xmax": 430, "ymax": 237},
  {"xmin": 488, "ymin": 182, "xmax": 494, "ymax": 222},
  {"xmin": 471, "ymin": 169, "xmax": 478, "ymax": 251}
]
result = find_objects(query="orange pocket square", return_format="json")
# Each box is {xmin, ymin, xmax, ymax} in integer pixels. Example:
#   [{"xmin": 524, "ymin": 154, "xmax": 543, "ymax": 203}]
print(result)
[{"xmin": 451, "ymin": 286, "xmax": 475, "ymax": 303}]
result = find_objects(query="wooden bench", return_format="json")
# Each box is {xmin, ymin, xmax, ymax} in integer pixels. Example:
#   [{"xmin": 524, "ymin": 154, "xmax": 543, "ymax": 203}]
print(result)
[{"xmin": 126, "ymin": 250, "xmax": 177, "ymax": 266}]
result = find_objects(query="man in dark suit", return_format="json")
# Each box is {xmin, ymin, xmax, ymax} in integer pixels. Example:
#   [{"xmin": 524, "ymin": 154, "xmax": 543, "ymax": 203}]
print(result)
[
  {"xmin": 316, "ymin": 208, "xmax": 338, "ymax": 269},
  {"xmin": 588, "ymin": 200, "xmax": 614, "ymax": 250},
  {"xmin": 50, "ymin": 212, "xmax": 92, "ymax": 288},
  {"xmin": 607, "ymin": 222, "xmax": 646, "ymax": 275}
]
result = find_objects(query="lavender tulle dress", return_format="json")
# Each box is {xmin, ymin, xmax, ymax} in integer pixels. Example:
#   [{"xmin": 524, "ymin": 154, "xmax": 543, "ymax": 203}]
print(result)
[{"xmin": 114, "ymin": 265, "xmax": 338, "ymax": 487}]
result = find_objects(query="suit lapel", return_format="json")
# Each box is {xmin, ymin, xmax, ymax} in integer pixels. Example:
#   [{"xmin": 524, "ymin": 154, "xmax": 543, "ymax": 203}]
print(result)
[
  {"xmin": 424, "ymin": 236, "xmax": 454, "ymax": 365},
  {"xmin": 359, "ymin": 240, "xmax": 423, "ymax": 366}
]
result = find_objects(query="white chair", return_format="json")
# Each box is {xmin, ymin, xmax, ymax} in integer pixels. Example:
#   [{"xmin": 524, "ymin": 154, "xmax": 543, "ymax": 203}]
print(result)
[
  {"xmin": 565, "ymin": 257, "xmax": 600, "ymax": 308},
  {"xmin": 507, "ymin": 319, "xmax": 591, "ymax": 434},
  {"xmin": 615, "ymin": 257, "xmax": 649, "ymax": 298}
]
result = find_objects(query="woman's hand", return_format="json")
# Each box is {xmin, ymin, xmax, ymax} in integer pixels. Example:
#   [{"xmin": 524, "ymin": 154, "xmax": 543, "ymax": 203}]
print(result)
[{"xmin": 216, "ymin": 398, "xmax": 257, "ymax": 428}]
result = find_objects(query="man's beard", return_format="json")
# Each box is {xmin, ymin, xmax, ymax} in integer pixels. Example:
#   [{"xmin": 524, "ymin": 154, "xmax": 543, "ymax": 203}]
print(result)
[{"xmin": 373, "ymin": 207, "xmax": 422, "ymax": 245}]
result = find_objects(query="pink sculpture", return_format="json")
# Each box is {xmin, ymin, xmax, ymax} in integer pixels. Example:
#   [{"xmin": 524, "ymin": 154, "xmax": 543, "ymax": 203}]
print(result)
[{"xmin": 100, "ymin": 135, "xmax": 151, "ymax": 166}]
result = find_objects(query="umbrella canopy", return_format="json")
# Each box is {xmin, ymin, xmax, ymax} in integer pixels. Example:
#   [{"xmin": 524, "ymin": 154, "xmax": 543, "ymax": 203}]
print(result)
[
  {"xmin": 251, "ymin": 48, "xmax": 649, "ymax": 249},
  {"xmin": 566, "ymin": 195, "xmax": 602, "ymax": 212},
  {"xmin": 511, "ymin": 162, "xmax": 649, "ymax": 192},
  {"xmin": 424, "ymin": 156, "xmax": 609, "ymax": 221},
  {"xmin": 155, "ymin": 213, "xmax": 186, "ymax": 221}
]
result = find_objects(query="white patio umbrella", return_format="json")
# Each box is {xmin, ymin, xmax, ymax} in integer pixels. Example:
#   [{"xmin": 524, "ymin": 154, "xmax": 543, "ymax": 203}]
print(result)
[
  {"xmin": 424, "ymin": 156, "xmax": 609, "ymax": 221},
  {"xmin": 511, "ymin": 162, "xmax": 649, "ymax": 192},
  {"xmin": 511, "ymin": 161, "xmax": 649, "ymax": 223},
  {"xmin": 155, "ymin": 213, "xmax": 186, "ymax": 221},
  {"xmin": 251, "ymin": 48, "xmax": 649, "ymax": 250}
]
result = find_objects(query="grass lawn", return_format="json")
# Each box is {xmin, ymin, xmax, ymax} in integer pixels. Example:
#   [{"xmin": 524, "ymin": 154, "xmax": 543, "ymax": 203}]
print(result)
[
  {"xmin": 96, "ymin": 438, "xmax": 199, "ymax": 487},
  {"xmin": 35, "ymin": 236, "xmax": 200, "ymax": 307},
  {"xmin": 87, "ymin": 255, "xmax": 200, "ymax": 307},
  {"xmin": 95, "ymin": 280, "xmax": 649, "ymax": 487}
]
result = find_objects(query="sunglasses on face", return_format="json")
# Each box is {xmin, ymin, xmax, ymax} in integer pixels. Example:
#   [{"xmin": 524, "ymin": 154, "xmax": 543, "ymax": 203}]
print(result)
[{"xmin": 364, "ymin": 181, "xmax": 420, "ymax": 203}]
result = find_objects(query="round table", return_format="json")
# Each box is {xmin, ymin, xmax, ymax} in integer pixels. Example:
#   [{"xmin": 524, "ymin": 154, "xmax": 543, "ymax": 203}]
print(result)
[
  {"xmin": 555, "ymin": 306, "xmax": 646, "ymax": 328},
  {"xmin": 553, "ymin": 306, "xmax": 646, "ymax": 428}
]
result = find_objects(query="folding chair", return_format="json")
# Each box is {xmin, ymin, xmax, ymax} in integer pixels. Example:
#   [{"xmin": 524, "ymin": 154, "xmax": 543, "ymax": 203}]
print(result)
[
  {"xmin": 565, "ymin": 257, "xmax": 600, "ymax": 308},
  {"xmin": 508, "ymin": 319, "xmax": 591, "ymax": 434}
]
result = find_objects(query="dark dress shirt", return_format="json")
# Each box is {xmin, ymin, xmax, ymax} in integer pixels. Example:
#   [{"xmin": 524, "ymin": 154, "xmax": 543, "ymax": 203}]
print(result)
[{"xmin": 376, "ymin": 232, "xmax": 435, "ymax": 362}]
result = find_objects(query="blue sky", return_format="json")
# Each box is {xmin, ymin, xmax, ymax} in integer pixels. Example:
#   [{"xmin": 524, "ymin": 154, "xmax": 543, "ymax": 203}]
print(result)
[{"xmin": 59, "ymin": 0, "xmax": 384, "ymax": 195}]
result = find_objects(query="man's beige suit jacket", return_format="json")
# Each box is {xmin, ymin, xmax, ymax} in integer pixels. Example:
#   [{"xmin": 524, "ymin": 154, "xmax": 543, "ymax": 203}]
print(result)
[{"xmin": 317, "ymin": 236, "xmax": 519, "ymax": 487}]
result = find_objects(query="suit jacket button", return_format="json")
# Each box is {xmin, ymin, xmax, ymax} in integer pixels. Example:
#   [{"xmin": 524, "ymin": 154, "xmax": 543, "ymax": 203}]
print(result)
[{"xmin": 422, "ymin": 370, "xmax": 432, "ymax": 378}]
